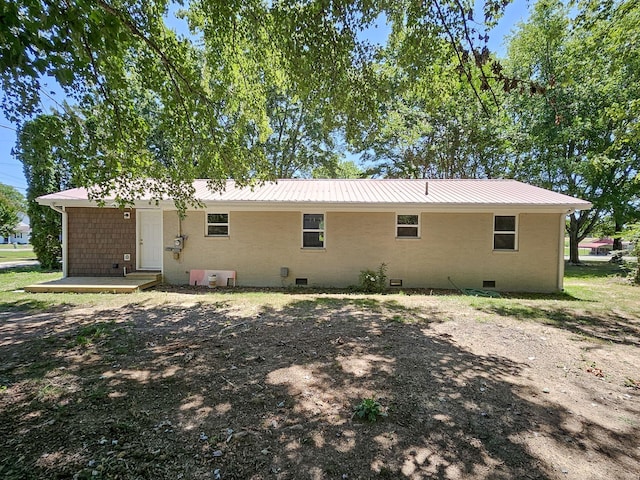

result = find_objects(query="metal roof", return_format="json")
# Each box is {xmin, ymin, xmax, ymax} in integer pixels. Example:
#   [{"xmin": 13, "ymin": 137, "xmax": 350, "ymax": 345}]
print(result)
[{"xmin": 37, "ymin": 179, "xmax": 592, "ymax": 210}]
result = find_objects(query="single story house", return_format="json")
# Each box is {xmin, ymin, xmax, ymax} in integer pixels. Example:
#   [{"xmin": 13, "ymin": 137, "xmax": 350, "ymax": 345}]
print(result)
[
  {"xmin": 1, "ymin": 221, "xmax": 31, "ymax": 245},
  {"xmin": 578, "ymin": 238, "xmax": 614, "ymax": 256},
  {"xmin": 37, "ymin": 179, "xmax": 591, "ymax": 292}
]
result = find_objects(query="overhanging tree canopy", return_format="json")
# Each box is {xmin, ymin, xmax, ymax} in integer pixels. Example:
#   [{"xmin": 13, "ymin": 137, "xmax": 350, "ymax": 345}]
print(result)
[
  {"xmin": 1, "ymin": 0, "xmax": 510, "ymax": 207},
  {"xmin": 504, "ymin": 0, "xmax": 640, "ymax": 263}
]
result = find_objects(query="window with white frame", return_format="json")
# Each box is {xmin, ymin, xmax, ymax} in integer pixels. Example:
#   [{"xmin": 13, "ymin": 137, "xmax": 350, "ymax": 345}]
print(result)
[
  {"xmin": 206, "ymin": 213, "xmax": 229, "ymax": 236},
  {"xmin": 493, "ymin": 215, "xmax": 517, "ymax": 250},
  {"xmin": 397, "ymin": 214, "xmax": 419, "ymax": 238},
  {"xmin": 302, "ymin": 213, "xmax": 324, "ymax": 248}
]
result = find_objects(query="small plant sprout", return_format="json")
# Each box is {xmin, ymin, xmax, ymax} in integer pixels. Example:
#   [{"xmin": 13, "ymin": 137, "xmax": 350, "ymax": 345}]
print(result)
[
  {"xmin": 353, "ymin": 397, "xmax": 386, "ymax": 422},
  {"xmin": 624, "ymin": 378, "xmax": 640, "ymax": 389}
]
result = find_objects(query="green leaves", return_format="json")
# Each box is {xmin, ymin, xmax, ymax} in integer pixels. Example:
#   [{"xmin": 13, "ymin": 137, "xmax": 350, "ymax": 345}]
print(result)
[
  {"xmin": 505, "ymin": 0, "xmax": 640, "ymax": 261},
  {"xmin": 353, "ymin": 45, "xmax": 511, "ymax": 180},
  {"xmin": 15, "ymin": 114, "xmax": 74, "ymax": 269},
  {"xmin": 353, "ymin": 397, "xmax": 386, "ymax": 422},
  {"xmin": 2, "ymin": 0, "xmax": 513, "ymax": 209},
  {"xmin": 0, "ymin": 184, "xmax": 23, "ymax": 239}
]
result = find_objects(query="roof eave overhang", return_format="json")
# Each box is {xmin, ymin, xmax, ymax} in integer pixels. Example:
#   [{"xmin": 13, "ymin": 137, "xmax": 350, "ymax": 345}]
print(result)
[
  {"xmin": 36, "ymin": 198, "xmax": 164, "ymax": 209},
  {"xmin": 37, "ymin": 198, "xmax": 592, "ymax": 213},
  {"xmin": 175, "ymin": 200, "xmax": 593, "ymax": 213}
]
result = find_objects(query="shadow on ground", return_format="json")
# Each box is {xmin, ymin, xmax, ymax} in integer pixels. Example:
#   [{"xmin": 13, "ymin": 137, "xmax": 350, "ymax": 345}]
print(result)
[
  {"xmin": 476, "ymin": 302, "xmax": 640, "ymax": 346},
  {"xmin": 564, "ymin": 261, "xmax": 631, "ymax": 279},
  {"xmin": 0, "ymin": 297, "xmax": 637, "ymax": 479}
]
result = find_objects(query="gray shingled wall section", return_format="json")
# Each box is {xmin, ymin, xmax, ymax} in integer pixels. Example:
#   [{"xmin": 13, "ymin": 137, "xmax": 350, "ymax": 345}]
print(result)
[{"xmin": 66, "ymin": 207, "xmax": 137, "ymax": 277}]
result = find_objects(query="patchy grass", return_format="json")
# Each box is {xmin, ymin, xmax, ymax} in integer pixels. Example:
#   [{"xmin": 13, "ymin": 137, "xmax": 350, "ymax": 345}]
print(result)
[
  {"xmin": 467, "ymin": 261, "xmax": 640, "ymax": 345},
  {"xmin": 0, "ymin": 263, "xmax": 638, "ymax": 479},
  {"xmin": 0, "ymin": 266, "xmax": 61, "ymax": 290}
]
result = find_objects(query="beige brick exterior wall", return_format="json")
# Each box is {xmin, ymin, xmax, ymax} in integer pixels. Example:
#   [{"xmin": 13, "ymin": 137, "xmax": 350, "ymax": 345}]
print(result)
[
  {"xmin": 162, "ymin": 210, "xmax": 564, "ymax": 292},
  {"xmin": 67, "ymin": 207, "xmax": 137, "ymax": 276}
]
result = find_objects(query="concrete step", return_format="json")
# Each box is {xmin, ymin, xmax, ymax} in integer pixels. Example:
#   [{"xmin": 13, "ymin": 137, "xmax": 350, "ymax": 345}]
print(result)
[{"xmin": 125, "ymin": 271, "xmax": 162, "ymax": 281}]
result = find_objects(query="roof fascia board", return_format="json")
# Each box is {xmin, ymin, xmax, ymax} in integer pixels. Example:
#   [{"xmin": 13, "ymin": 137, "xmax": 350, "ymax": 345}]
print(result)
[
  {"xmin": 36, "ymin": 198, "xmax": 166, "ymax": 209},
  {"xmin": 37, "ymin": 199, "xmax": 591, "ymax": 214},
  {"xmin": 187, "ymin": 201, "xmax": 587, "ymax": 214}
]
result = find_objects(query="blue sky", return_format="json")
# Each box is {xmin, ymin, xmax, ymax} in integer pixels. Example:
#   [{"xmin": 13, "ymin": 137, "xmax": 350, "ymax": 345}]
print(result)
[{"xmin": 0, "ymin": 1, "xmax": 529, "ymax": 194}]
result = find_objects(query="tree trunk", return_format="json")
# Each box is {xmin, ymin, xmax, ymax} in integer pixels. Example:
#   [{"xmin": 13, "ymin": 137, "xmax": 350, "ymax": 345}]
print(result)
[
  {"xmin": 568, "ymin": 216, "xmax": 581, "ymax": 264},
  {"xmin": 613, "ymin": 219, "xmax": 623, "ymax": 250}
]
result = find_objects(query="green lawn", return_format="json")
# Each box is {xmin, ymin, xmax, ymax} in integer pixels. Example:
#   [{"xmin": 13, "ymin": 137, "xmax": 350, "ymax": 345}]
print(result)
[
  {"xmin": 0, "ymin": 245, "xmax": 37, "ymax": 263},
  {"xmin": 1, "ymin": 260, "xmax": 638, "ymax": 324},
  {"xmin": 459, "ymin": 260, "xmax": 640, "ymax": 345}
]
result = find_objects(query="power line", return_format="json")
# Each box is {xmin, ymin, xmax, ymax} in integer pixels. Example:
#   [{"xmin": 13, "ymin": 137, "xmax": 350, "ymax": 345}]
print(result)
[
  {"xmin": 0, "ymin": 124, "xmax": 17, "ymax": 132},
  {"xmin": 39, "ymin": 88, "xmax": 66, "ymax": 110},
  {"xmin": 0, "ymin": 181, "xmax": 27, "ymax": 191},
  {"xmin": 0, "ymin": 172, "xmax": 27, "ymax": 185}
]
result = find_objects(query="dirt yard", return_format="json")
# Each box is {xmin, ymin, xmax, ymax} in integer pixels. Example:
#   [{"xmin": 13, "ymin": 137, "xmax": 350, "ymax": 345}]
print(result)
[{"xmin": 1, "ymin": 280, "xmax": 639, "ymax": 479}]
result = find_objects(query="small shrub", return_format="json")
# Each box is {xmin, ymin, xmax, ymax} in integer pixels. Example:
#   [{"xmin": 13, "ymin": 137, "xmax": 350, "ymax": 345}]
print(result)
[
  {"xmin": 359, "ymin": 263, "xmax": 388, "ymax": 293},
  {"xmin": 353, "ymin": 397, "xmax": 385, "ymax": 422}
]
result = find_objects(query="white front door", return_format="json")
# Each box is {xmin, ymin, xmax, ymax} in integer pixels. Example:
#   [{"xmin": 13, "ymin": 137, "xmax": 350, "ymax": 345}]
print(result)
[{"xmin": 138, "ymin": 210, "xmax": 162, "ymax": 270}]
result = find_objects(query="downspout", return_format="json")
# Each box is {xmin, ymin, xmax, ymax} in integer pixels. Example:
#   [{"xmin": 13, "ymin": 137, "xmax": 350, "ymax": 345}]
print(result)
[
  {"xmin": 49, "ymin": 204, "xmax": 68, "ymax": 278},
  {"xmin": 558, "ymin": 210, "xmax": 573, "ymax": 291}
]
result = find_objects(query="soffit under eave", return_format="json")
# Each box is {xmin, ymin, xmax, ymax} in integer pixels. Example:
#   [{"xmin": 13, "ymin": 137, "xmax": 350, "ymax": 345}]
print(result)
[
  {"xmin": 37, "ymin": 198, "xmax": 591, "ymax": 213},
  {"xmin": 164, "ymin": 201, "xmax": 591, "ymax": 214}
]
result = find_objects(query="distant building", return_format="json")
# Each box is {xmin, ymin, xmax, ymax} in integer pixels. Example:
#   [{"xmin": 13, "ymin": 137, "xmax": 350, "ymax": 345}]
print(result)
[{"xmin": 1, "ymin": 221, "xmax": 31, "ymax": 245}]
